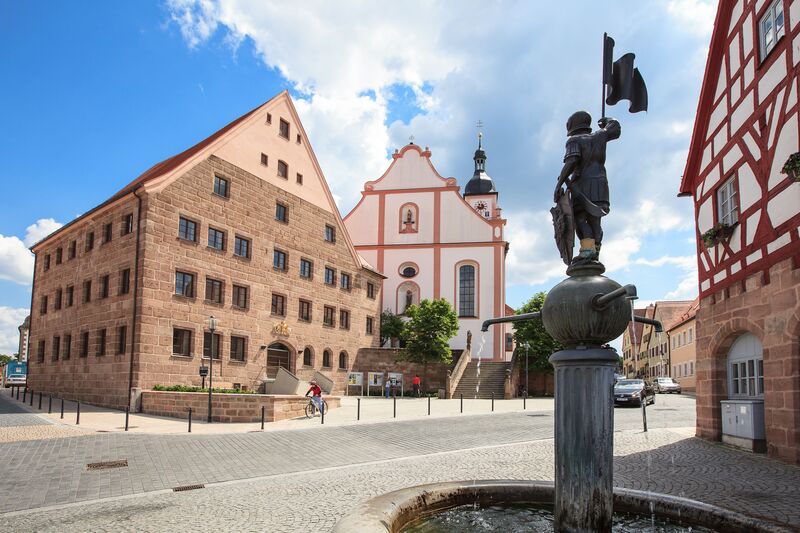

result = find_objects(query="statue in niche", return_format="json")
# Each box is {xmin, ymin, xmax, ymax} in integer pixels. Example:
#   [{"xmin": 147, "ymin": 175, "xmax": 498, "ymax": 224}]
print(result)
[
  {"xmin": 402, "ymin": 208, "xmax": 416, "ymax": 232},
  {"xmin": 405, "ymin": 290, "xmax": 413, "ymax": 311}
]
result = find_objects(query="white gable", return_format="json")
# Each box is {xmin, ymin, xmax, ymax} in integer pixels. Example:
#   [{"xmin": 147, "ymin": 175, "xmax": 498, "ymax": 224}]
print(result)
[{"xmin": 367, "ymin": 145, "xmax": 452, "ymax": 190}]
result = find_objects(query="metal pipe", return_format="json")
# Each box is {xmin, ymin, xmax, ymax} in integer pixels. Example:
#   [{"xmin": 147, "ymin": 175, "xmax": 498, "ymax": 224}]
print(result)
[
  {"xmin": 481, "ymin": 311, "xmax": 542, "ymax": 332},
  {"xmin": 593, "ymin": 284, "xmax": 637, "ymax": 309},
  {"xmin": 633, "ymin": 315, "xmax": 663, "ymax": 333},
  {"xmin": 125, "ymin": 407, "xmax": 129, "ymax": 431}
]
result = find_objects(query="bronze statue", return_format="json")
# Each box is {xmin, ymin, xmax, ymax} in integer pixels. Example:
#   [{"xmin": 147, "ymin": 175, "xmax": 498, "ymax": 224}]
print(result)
[{"xmin": 552, "ymin": 111, "xmax": 620, "ymax": 264}]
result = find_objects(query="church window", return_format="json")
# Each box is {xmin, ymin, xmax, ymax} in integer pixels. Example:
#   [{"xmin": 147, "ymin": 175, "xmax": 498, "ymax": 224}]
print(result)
[
  {"xmin": 716, "ymin": 176, "xmax": 738, "ymax": 226},
  {"xmin": 759, "ymin": 0, "xmax": 785, "ymax": 60},
  {"xmin": 458, "ymin": 264, "xmax": 476, "ymax": 317}
]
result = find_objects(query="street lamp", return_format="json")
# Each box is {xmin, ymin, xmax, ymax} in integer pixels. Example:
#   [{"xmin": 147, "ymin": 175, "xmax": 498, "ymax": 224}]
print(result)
[{"xmin": 207, "ymin": 315, "xmax": 218, "ymax": 423}]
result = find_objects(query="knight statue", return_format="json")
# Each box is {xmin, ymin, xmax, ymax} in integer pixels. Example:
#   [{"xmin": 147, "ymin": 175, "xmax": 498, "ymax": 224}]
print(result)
[{"xmin": 552, "ymin": 111, "xmax": 620, "ymax": 265}]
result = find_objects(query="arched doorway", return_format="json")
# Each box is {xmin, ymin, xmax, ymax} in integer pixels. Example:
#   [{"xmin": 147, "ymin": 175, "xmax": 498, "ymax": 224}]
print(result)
[
  {"xmin": 723, "ymin": 333, "xmax": 766, "ymax": 450},
  {"xmin": 266, "ymin": 342, "xmax": 292, "ymax": 378}
]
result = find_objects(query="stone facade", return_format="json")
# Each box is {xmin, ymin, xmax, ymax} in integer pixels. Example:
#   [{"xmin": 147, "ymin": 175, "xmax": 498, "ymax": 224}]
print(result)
[
  {"xmin": 351, "ymin": 348, "xmax": 451, "ymax": 394},
  {"xmin": 666, "ymin": 299, "xmax": 698, "ymax": 392},
  {"xmin": 695, "ymin": 257, "xmax": 800, "ymax": 464}
]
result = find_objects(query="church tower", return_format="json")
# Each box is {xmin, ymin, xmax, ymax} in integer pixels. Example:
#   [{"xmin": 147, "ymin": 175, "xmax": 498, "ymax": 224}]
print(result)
[{"xmin": 464, "ymin": 132, "xmax": 501, "ymax": 220}]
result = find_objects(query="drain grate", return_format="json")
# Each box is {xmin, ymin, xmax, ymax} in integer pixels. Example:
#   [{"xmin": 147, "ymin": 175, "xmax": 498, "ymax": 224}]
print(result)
[
  {"xmin": 86, "ymin": 459, "xmax": 128, "ymax": 470},
  {"xmin": 173, "ymin": 484, "xmax": 205, "ymax": 492}
]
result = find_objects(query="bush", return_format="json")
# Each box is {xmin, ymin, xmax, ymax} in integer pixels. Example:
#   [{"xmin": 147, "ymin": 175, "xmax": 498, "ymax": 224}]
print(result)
[{"xmin": 151, "ymin": 384, "xmax": 256, "ymax": 394}]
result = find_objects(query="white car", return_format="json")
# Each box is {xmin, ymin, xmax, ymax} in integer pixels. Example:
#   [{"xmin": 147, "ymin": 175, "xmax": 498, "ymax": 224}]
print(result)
[{"xmin": 653, "ymin": 377, "xmax": 681, "ymax": 394}]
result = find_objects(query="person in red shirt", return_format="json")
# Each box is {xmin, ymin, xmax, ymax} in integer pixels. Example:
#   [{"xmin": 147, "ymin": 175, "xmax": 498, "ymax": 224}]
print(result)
[
  {"xmin": 412, "ymin": 374, "xmax": 421, "ymax": 397},
  {"xmin": 305, "ymin": 380, "xmax": 324, "ymax": 415}
]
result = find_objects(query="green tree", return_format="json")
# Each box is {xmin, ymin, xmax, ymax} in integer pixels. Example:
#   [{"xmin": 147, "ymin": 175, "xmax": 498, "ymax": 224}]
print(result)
[
  {"xmin": 399, "ymin": 299, "xmax": 459, "ymax": 376},
  {"xmin": 380, "ymin": 310, "xmax": 405, "ymax": 347},
  {"xmin": 0, "ymin": 354, "xmax": 14, "ymax": 366},
  {"xmin": 513, "ymin": 292, "xmax": 563, "ymax": 373}
]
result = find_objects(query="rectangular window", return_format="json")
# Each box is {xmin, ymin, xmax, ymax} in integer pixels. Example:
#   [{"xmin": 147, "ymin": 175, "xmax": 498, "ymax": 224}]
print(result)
[
  {"xmin": 230, "ymin": 336, "xmax": 246, "ymax": 362},
  {"xmin": 760, "ymin": 0, "xmax": 785, "ymax": 60},
  {"xmin": 458, "ymin": 265, "xmax": 476, "ymax": 317},
  {"xmin": 117, "ymin": 325, "xmax": 127, "ymax": 355},
  {"xmin": 52, "ymin": 336, "xmax": 60, "ymax": 361},
  {"xmin": 299, "ymin": 299, "xmax": 312, "ymax": 322},
  {"xmin": 271, "ymin": 293, "xmax": 286, "ymax": 316},
  {"xmin": 296, "ymin": 133, "xmax": 302, "ymax": 144},
  {"xmin": 97, "ymin": 329, "xmax": 106, "ymax": 356},
  {"xmin": 63, "ymin": 334, "xmax": 71, "ymax": 360},
  {"xmin": 208, "ymin": 227, "xmax": 226, "ymax": 250},
  {"xmin": 100, "ymin": 274, "xmax": 110, "ymax": 299},
  {"xmin": 324, "ymin": 306, "xmax": 336, "ymax": 327},
  {"xmin": 296, "ymin": 173, "xmax": 303, "ymax": 184},
  {"xmin": 178, "ymin": 217, "xmax": 197, "ymax": 241},
  {"xmin": 279, "ymin": 118, "xmax": 290, "ymax": 138},
  {"xmin": 688, "ymin": 328, "xmax": 692, "ymax": 343},
  {"xmin": 103, "ymin": 222, "xmax": 113, "ymax": 244},
  {"xmin": 339, "ymin": 309, "xmax": 350, "ymax": 330},
  {"xmin": 325, "ymin": 224, "xmax": 336, "ymax": 243},
  {"xmin": 86, "ymin": 231, "xmax": 95, "ymax": 251},
  {"xmin": 260, "ymin": 152, "xmax": 268, "ymax": 166},
  {"xmin": 273, "ymin": 250, "xmax": 287, "ymax": 271},
  {"xmin": 205, "ymin": 278, "xmax": 224, "ymax": 304},
  {"xmin": 716, "ymin": 176, "xmax": 739, "ymax": 226},
  {"xmin": 40, "ymin": 295, "xmax": 48, "ymax": 315},
  {"xmin": 43, "ymin": 254, "xmax": 50, "ymax": 271},
  {"xmin": 234, "ymin": 236, "xmax": 250, "ymax": 258},
  {"xmin": 54, "ymin": 289, "xmax": 62, "ymax": 310},
  {"xmin": 232, "ymin": 284, "xmax": 249, "ymax": 309},
  {"xmin": 203, "ymin": 331, "xmax": 221, "ymax": 359},
  {"xmin": 214, "ymin": 175, "xmax": 230, "ymax": 198},
  {"xmin": 37, "ymin": 340, "xmax": 45, "ymax": 363},
  {"xmin": 299, "ymin": 258, "xmax": 313, "ymax": 279},
  {"xmin": 730, "ymin": 357, "xmax": 764, "ymax": 397},
  {"xmin": 68, "ymin": 240, "xmax": 76, "ymax": 259},
  {"xmin": 690, "ymin": 361, "xmax": 694, "ymax": 375},
  {"xmin": 55, "ymin": 247, "xmax": 62, "ymax": 264},
  {"xmin": 367, "ymin": 282, "xmax": 376, "ymax": 299},
  {"xmin": 275, "ymin": 202, "xmax": 288, "ymax": 223},
  {"xmin": 123, "ymin": 213, "xmax": 134, "ymax": 235},
  {"xmin": 366, "ymin": 316, "xmax": 374, "ymax": 334},
  {"xmin": 172, "ymin": 328, "xmax": 192, "ymax": 357},
  {"xmin": 66, "ymin": 285, "xmax": 74, "ymax": 307},
  {"xmin": 80, "ymin": 331, "xmax": 89, "ymax": 357},
  {"xmin": 340, "ymin": 273, "xmax": 351, "ymax": 290},
  {"xmin": 277, "ymin": 160, "xmax": 288, "ymax": 178},
  {"xmin": 266, "ymin": 113, "xmax": 272, "ymax": 124},
  {"xmin": 175, "ymin": 271, "xmax": 195, "ymax": 297},
  {"xmin": 120, "ymin": 268, "xmax": 131, "ymax": 295},
  {"xmin": 325, "ymin": 267, "xmax": 336, "ymax": 286}
]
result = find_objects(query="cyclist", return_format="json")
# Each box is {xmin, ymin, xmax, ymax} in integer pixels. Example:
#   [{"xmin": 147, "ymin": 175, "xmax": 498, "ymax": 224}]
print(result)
[{"xmin": 305, "ymin": 380, "xmax": 324, "ymax": 416}]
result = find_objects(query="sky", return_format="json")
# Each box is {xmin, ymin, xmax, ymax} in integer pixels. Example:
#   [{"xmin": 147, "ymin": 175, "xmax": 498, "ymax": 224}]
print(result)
[{"xmin": 0, "ymin": 0, "xmax": 716, "ymax": 355}]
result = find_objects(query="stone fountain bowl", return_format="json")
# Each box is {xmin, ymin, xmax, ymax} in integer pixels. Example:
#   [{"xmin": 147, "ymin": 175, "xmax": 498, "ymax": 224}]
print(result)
[{"xmin": 332, "ymin": 480, "xmax": 791, "ymax": 533}]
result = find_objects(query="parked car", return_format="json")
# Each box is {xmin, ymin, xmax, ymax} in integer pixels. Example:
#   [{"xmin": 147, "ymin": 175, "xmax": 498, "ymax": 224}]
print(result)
[
  {"xmin": 653, "ymin": 377, "xmax": 682, "ymax": 394},
  {"xmin": 613, "ymin": 379, "xmax": 655, "ymax": 407}
]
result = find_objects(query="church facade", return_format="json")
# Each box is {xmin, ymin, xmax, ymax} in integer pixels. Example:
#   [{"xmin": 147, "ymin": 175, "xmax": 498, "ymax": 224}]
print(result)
[{"xmin": 344, "ymin": 137, "xmax": 510, "ymax": 360}]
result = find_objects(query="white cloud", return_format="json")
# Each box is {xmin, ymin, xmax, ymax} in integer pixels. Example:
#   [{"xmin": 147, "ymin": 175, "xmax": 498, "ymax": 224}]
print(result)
[
  {"xmin": 0, "ymin": 307, "xmax": 28, "ymax": 356},
  {"xmin": 665, "ymin": 0, "xmax": 716, "ymax": 37},
  {"xmin": 0, "ymin": 219, "xmax": 63, "ymax": 286}
]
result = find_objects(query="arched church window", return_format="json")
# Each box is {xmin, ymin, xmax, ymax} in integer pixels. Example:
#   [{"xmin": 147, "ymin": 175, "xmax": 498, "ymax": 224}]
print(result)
[{"xmin": 458, "ymin": 264, "xmax": 476, "ymax": 317}]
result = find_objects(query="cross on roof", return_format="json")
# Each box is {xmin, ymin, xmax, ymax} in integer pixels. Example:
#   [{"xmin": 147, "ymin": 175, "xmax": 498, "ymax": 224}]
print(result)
[{"xmin": 409, "ymin": 134, "xmax": 415, "ymax": 144}]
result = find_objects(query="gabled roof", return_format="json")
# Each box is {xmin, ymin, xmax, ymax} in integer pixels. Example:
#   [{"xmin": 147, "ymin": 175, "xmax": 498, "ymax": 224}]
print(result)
[
  {"xmin": 679, "ymin": 1, "xmax": 734, "ymax": 196},
  {"xmin": 664, "ymin": 297, "xmax": 700, "ymax": 332}
]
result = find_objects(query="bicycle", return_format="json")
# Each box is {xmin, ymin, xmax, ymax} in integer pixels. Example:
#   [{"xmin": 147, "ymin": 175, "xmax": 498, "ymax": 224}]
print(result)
[{"xmin": 304, "ymin": 396, "xmax": 328, "ymax": 418}]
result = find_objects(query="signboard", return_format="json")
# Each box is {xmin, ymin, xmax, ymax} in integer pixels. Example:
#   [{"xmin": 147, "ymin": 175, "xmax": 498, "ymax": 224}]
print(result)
[
  {"xmin": 199, "ymin": 366, "xmax": 209, "ymax": 377},
  {"xmin": 348, "ymin": 372, "xmax": 363, "ymax": 386},
  {"xmin": 388, "ymin": 372, "xmax": 404, "ymax": 397},
  {"xmin": 367, "ymin": 372, "xmax": 384, "ymax": 396}
]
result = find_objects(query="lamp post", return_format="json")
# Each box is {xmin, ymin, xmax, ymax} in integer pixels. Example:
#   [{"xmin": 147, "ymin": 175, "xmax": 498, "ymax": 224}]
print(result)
[{"xmin": 207, "ymin": 315, "xmax": 218, "ymax": 423}]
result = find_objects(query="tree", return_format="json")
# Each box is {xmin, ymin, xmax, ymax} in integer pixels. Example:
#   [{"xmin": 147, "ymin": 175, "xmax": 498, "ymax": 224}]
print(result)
[
  {"xmin": 380, "ymin": 310, "xmax": 404, "ymax": 347},
  {"xmin": 0, "ymin": 354, "xmax": 13, "ymax": 366},
  {"xmin": 398, "ymin": 299, "xmax": 459, "ymax": 378},
  {"xmin": 513, "ymin": 292, "xmax": 563, "ymax": 374}
]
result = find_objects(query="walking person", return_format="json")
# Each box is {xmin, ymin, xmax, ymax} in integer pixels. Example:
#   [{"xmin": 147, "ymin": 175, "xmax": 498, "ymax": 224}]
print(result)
[
  {"xmin": 412, "ymin": 374, "xmax": 421, "ymax": 397},
  {"xmin": 384, "ymin": 377, "xmax": 391, "ymax": 399}
]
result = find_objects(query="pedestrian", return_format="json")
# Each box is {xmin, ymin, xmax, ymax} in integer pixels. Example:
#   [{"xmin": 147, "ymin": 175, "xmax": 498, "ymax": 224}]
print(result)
[
  {"xmin": 412, "ymin": 374, "xmax": 421, "ymax": 397},
  {"xmin": 384, "ymin": 377, "xmax": 391, "ymax": 399}
]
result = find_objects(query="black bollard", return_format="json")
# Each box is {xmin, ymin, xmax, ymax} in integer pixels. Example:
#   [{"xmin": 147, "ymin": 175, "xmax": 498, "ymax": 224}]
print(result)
[
  {"xmin": 492, "ymin": 392, "xmax": 495, "ymax": 412},
  {"xmin": 16, "ymin": 386, "xmax": 20, "ymax": 400},
  {"xmin": 76, "ymin": 402, "xmax": 80, "ymax": 425},
  {"xmin": 60, "ymin": 398, "xmax": 64, "ymax": 419},
  {"xmin": 188, "ymin": 407, "xmax": 192, "ymax": 433},
  {"xmin": 22, "ymin": 387, "xmax": 26, "ymax": 403},
  {"xmin": 9, "ymin": 385, "xmax": 12, "ymax": 397},
  {"xmin": 524, "ymin": 392, "xmax": 527, "ymax": 410},
  {"xmin": 460, "ymin": 393, "xmax": 463, "ymax": 413},
  {"xmin": 320, "ymin": 401, "xmax": 325, "ymax": 425},
  {"xmin": 393, "ymin": 395, "xmax": 396, "ymax": 418},
  {"xmin": 29, "ymin": 390, "xmax": 34, "ymax": 406},
  {"xmin": 48, "ymin": 395, "xmax": 52, "ymax": 414},
  {"xmin": 261, "ymin": 406, "xmax": 265, "ymax": 430},
  {"xmin": 357, "ymin": 398, "xmax": 360, "ymax": 421},
  {"xmin": 641, "ymin": 397, "xmax": 648, "ymax": 432},
  {"xmin": 125, "ymin": 407, "xmax": 130, "ymax": 431},
  {"xmin": 38, "ymin": 392, "xmax": 42, "ymax": 410},
  {"xmin": 427, "ymin": 395, "xmax": 431, "ymax": 416}
]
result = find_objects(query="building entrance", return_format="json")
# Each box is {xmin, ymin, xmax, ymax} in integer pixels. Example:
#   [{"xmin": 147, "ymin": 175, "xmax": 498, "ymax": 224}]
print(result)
[{"xmin": 266, "ymin": 342, "xmax": 292, "ymax": 378}]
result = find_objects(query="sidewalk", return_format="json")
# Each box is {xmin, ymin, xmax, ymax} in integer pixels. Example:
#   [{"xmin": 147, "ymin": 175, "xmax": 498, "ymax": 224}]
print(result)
[{"xmin": 0, "ymin": 389, "xmax": 557, "ymax": 436}]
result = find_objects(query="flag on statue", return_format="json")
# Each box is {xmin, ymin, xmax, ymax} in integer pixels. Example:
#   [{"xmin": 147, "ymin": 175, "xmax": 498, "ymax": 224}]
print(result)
[{"xmin": 603, "ymin": 34, "xmax": 648, "ymax": 113}]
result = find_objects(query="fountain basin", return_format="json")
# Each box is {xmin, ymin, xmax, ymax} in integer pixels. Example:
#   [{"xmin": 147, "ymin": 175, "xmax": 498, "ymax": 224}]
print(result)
[{"xmin": 332, "ymin": 480, "xmax": 790, "ymax": 533}]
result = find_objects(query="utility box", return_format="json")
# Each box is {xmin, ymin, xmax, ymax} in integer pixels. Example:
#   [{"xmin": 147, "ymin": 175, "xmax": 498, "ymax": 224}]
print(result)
[{"xmin": 721, "ymin": 399, "xmax": 766, "ymax": 453}]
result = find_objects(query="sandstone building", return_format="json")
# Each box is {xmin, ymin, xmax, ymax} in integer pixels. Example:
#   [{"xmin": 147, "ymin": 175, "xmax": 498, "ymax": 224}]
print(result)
[
  {"xmin": 27, "ymin": 92, "xmax": 383, "ymax": 409},
  {"xmin": 665, "ymin": 299, "xmax": 699, "ymax": 393}
]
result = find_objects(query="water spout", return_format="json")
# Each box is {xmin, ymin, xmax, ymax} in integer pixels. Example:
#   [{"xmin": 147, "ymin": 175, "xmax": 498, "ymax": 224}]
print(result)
[
  {"xmin": 633, "ymin": 315, "xmax": 663, "ymax": 333},
  {"xmin": 481, "ymin": 311, "xmax": 542, "ymax": 332},
  {"xmin": 592, "ymin": 284, "xmax": 637, "ymax": 309}
]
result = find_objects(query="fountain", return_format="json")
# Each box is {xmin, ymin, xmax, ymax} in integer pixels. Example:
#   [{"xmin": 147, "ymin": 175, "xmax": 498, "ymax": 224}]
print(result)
[{"xmin": 332, "ymin": 109, "xmax": 789, "ymax": 532}]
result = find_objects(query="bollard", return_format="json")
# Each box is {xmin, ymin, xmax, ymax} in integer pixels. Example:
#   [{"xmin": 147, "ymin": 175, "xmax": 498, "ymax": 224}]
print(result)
[
  {"xmin": 9, "ymin": 385, "xmax": 12, "ymax": 397},
  {"xmin": 460, "ymin": 393, "xmax": 463, "ymax": 413},
  {"xmin": 261, "ymin": 406, "xmax": 265, "ymax": 430},
  {"xmin": 641, "ymin": 397, "xmax": 648, "ymax": 432},
  {"xmin": 320, "ymin": 401, "xmax": 325, "ymax": 425},
  {"xmin": 16, "ymin": 386, "xmax": 20, "ymax": 400},
  {"xmin": 357, "ymin": 398, "xmax": 360, "ymax": 421},
  {"xmin": 76, "ymin": 402, "xmax": 81, "ymax": 425},
  {"xmin": 188, "ymin": 407, "xmax": 192, "ymax": 433},
  {"xmin": 48, "ymin": 395, "xmax": 52, "ymax": 414},
  {"xmin": 29, "ymin": 390, "xmax": 34, "ymax": 406},
  {"xmin": 22, "ymin": 387, "xmax": 27, "ymax": 403},
  {"xmin": 427, "ymin": 395, "xmax": 431, "ymax": 416},
  {"xmin": 393, "ymin": 395, "xmax": 396, "ymax": 418},
  {"xmin": 60, "ymin": 398, "xmax": 64, "ymax": 419},
  {"xmin": 491, "ymin": 392, "xmax": 495, "ymax": 412},
  {"xmin": 38, "ymin": 392, "xmax": 42, "ymax": 410},
  {"xmin": 524, "ymin": 392, "xmax": 527, "ymax": 410},
  {"xmin": 125, "ymin": 407, "xmax": 130, "ymax": 431}
]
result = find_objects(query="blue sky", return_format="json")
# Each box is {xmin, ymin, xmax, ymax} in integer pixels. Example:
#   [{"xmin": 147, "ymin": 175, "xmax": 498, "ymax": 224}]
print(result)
[{"xmin": 0, "ymin": 1, "xmax": 715, "ymax": 353}]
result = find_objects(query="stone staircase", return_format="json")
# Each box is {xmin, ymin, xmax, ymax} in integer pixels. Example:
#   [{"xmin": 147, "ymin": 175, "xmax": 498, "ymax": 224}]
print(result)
[{"xmin": 453, "ymin": 361, "xmax": 509, "ymax": 399}]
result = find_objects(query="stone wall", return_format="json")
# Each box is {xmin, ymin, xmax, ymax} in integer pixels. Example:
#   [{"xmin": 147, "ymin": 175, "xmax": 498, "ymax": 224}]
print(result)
[
  {"xmin": 140, "ymin": 390, "xmax": 341, "ymax": 423},
  {"xmin": 351, "ymin": 348, "xmax": 451, "ymax": 395},
  {"xmin": 695, "ymin": 256, "xmax": 800, "ymax": 464}
]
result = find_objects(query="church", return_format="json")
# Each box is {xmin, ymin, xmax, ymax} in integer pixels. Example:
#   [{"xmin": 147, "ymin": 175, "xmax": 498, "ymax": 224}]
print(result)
[{"xmin": 344, "ymin": 135, "xmax": 511, "ymax": 360}]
